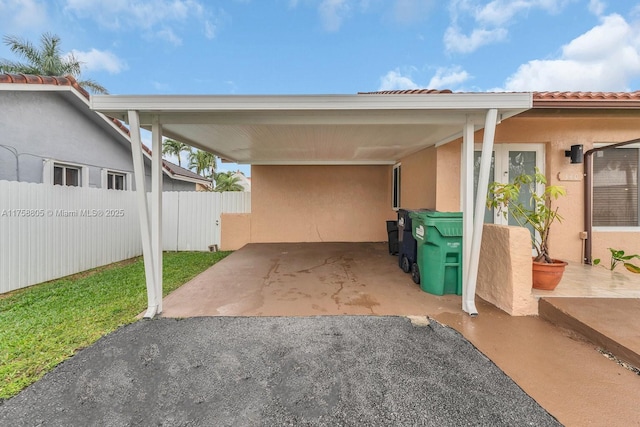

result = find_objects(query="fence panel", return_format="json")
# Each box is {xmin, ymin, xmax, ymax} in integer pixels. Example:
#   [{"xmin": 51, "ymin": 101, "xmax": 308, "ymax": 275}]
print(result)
[
  {"xmin": 0, "ymin": 181, "xmax": 251, "ymax": 293},
  {"xmin": 0, "ymin": 180, "xmax": 141, "ymax": 293},
  {"xmin": 163, "ymin": 191, "xmax": 251, "ymax": 252}
]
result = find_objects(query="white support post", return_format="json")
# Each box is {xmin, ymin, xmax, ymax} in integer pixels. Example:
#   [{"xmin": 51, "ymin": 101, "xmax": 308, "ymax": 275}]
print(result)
[
  {"xmin": 151, "ymin": 116, "xmax": 163, "ymax": 314},
  {"xmin": 461, "ymin": 118, "xmax": 475, "ymax": 310},
  {"xmin": 463, "ymin": 108, "xmax": 498, "ymax": 316},
  {"xmin": 128, "ymin": 110, "xmax": 158, "ymax": 318}
]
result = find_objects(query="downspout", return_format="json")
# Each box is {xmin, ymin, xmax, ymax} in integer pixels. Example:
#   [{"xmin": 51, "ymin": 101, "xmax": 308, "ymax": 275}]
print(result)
[{"xmin": 583, "ymin": 137, "xmax": 640, "ymax": 264}]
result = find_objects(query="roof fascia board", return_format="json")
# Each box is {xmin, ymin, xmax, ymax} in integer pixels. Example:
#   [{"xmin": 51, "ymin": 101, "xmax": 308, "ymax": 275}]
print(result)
[
  {"xmin": 134, "ymin": 110, "xmax": 492, "ymax": 126},
  {"xmin": 164, "ymin": 171, "xmax": 211, "ymax": 185},
  {"xmin": 1, "ymin": 82, "xmax": 90, "ymax": 105},
  {"xmin": 91, "ymin": 93, "xmax": 533, "ymax": 115},
  {"xmin": 242, "ymin": 160, "xmax": 396, "ymax": 166}
]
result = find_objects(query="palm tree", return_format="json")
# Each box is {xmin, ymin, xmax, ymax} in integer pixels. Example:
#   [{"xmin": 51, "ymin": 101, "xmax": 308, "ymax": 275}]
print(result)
[
  {"xmin": 214, "ymin": 171, "xmax": 244, "ymax": 192},
  {"xmin": 0, "ymin": 32, "xmax": 108, "ymax": 94},
  {"xmin": 188, "ymin": 149, "xmax": 216, "ymax": 179},
  {"xmin": 162, "ymin": 138, "xmax": 191, "ymax": 167}
]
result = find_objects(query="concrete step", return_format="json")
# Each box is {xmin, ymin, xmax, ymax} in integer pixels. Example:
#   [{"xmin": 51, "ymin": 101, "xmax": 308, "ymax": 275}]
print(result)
[{"xmin": 539, "ymin": 297, "xmax": 640, "ymax": 370}]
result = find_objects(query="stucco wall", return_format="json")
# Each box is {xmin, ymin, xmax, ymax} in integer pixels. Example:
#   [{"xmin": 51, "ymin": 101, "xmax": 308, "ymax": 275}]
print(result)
[
  {"xmin": 0, "ymin": 90, "xmax": 195, "ymax": 191},
  {"xmin": 250, "ymin": 165, "xmax": 395, "ymax": 243},
  {"xmin": 398, "ymin": 142, "xmax": 462, "ymax": 212},
  {"xmin": 398, "ymin": 146, "xmax": 437, "ymax": 209},
  {"xmin": 0, "ymin": 91, "xmax": 134, "ymax": 186},
  {"xmin": 433, "ymin": 114, "xmax": 640, "ymax": 264},
  {"xmin": 476, "ymin": 224, "xmax": 538, "ymax": 316},
  {"xmin": 220, "ymin": 213, "xmax": 252, "ymax": 250},
  {"xmin": 492, "ymin": 114, "xmax": 640, "ymax": 263}
]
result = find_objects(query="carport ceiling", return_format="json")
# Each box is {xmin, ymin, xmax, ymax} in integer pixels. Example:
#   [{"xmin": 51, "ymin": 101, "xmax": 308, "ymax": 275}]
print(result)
[{"xmin": 91, "ymin": 93, "xmax": 532, "ymax": 165}]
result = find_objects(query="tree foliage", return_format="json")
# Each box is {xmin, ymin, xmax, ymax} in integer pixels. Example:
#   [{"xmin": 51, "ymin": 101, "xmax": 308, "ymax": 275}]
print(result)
[
  {"xmin": 214, "ymin": 171, "xmax": 244, "ymax": 192},
  {"xmin": 188, "ymin": 149, "xmax": 216, "ymax": 180},
  {"xmin": 162, "ymin": 138, "xmax": 191, "ymax": 167},
  {"xmin": 486, "ymin": 168, "xmax": 566, "ymax": 263},
  {"xmin": 0, "ymin": 32, "xmax": 108, "ymax": 94}
]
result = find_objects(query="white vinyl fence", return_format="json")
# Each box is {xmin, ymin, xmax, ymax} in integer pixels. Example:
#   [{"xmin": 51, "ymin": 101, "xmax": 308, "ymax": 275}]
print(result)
[{"xmin": 0, "ymin": 180, "xmax": 251, "ymax": 293}]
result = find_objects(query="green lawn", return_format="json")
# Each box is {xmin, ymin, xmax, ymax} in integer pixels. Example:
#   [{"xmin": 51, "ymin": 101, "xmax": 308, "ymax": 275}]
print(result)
[{"xmin": 0, "ymin": 251, "xmax": 231, "ymax": 400}]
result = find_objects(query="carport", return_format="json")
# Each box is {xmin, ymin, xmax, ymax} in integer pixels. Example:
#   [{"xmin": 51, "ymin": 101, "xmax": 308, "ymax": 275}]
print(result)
[{"xmin": 91, "ymin": 92, "xmax": 532, "ymax": 318}]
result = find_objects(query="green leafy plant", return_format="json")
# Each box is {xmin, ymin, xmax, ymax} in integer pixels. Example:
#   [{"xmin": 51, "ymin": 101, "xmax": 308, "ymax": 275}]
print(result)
[
  {"xmin": 593, "ymin": 248, "xmax": 640, "ymax": 274},
  {"xmin": 486, "ymin": 167, "xmax": 566, "ymax": 264}
]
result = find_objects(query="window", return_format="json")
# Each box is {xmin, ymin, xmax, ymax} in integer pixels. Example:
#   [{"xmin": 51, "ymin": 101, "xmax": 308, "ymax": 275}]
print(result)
[
  {"xmin": 53, "ymin": 164, "xmax": 81, "ymax": 186},
  {"xmin": 593, "ymin": 147, "xmax": 639, "ymax": 227},
  {"xmin": 392, "ymin": 163, "xmax": 401, "ymax": 210},
  {"xmin": 107, "ymin": 171, "xmax": 126, "ymax": 190}
]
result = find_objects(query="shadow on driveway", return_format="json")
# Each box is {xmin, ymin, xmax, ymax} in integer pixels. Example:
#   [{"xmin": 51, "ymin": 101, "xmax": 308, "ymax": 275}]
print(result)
[{"xmin": 0, "ymin": 316, "xmax": 559, "ymax": 426}]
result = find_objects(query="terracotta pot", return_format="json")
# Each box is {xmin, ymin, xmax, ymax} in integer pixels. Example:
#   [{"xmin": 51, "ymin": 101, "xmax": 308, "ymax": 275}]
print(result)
[{"xmin": 532, "ymin": 259, "xmax": 568, "ymax": 290}]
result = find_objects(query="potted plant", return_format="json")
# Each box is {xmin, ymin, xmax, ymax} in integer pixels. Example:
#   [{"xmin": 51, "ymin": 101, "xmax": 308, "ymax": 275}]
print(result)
[{"xmin": 486, "ymin": 168, "xmax": 568, "ymax": 290}]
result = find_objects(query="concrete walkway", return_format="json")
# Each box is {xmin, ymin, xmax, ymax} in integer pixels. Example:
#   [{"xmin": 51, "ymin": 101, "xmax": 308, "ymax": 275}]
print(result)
[{"xmin": 161, "ymin": 243, "xmax": 640, "ymax": 426}]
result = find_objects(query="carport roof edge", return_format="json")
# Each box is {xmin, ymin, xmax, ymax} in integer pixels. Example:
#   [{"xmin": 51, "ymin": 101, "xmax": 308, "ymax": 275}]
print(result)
[
  {"xmin": 91, "ymin": 92, "xmax": 533, "ymax": 116},
  {"xmin": 90, "ymin": 92, "xmax": 532, "ymax": 165}
]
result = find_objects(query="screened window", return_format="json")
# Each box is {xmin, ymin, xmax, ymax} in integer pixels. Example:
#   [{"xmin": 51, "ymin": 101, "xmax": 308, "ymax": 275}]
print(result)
[
  {"xmin": 392, "ymin": 164, "xmax": 401, "ymax": 210},
  {"xmin": 593, "ymin": 147, "xmax": 639, "ymax": 226},
  {"xmin": 107, "ymin": 171, "xmax": 126, "ymax": 190},
  {"xmin": 53, "ymin": 164, "xmax": 81, "ymax": 187}
]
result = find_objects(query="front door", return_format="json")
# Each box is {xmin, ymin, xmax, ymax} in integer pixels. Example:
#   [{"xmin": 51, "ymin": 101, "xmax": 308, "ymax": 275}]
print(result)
[{"xmin": 474, "ymin": 144, "xmax": 545, "ymax": 231}]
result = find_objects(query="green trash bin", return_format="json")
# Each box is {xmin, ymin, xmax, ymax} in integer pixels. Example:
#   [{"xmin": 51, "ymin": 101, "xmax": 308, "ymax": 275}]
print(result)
[{"xmin": 409, "ymin": 211, "xmax": 463, "ymax": 296}]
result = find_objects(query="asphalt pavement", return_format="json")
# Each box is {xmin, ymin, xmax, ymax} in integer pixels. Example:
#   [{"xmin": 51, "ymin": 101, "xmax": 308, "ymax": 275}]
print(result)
[{"xmin": 0, "ymin": 316, "xmax": 560, "ymax": 426}]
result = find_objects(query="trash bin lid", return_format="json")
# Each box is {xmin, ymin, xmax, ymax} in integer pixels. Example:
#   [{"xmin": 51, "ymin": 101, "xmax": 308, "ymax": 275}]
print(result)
[{"xmin": 425, "ymin": 211, "xmax": 462, "ymax": 218}]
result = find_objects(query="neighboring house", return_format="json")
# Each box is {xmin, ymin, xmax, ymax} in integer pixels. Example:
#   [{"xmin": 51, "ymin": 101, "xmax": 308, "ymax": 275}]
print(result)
[
  {"xmin": 0, "ymin": 73, "xmax": 210, "ymax": 191},
  {"xmin": 231, "ymin": 171, "xmax": 251, "ymax": 192}
]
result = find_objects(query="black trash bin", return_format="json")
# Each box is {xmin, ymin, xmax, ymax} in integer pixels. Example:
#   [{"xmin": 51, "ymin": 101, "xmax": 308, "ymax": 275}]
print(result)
[
  {"xmin": 386, "ymin": 220, "xmax": 399, "ymax": 255},
  {"xmin": 397, "ymin": 209, "xmax": 432, "ymax": 273}
]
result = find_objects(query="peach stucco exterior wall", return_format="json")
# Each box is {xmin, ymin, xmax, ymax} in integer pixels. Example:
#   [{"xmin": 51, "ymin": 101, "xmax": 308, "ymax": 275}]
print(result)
[
  {"xmin": 476, "ymin": 224, "xmax": 538, "ymax": 316},
  {"xmin": 399, "ymin": 146, "xmax": 436, "ymax": 209},
  {"xmin": 435, "ymin": 142, "xmax": 462, "ymax": 212},
  {"xmin": 398, "ymin": 143, "xmax": 461, "ymax": 212},
  {"xmin": 428, "ymin": 114, "xmax": 640, "ymax": 264},
  {"xmin": 220, "ymin": 213, "xmax": 252, "ymax": 251},
  {"xmin": 249, "ymin": 165, "xmax": 395, "ymax": 243}
]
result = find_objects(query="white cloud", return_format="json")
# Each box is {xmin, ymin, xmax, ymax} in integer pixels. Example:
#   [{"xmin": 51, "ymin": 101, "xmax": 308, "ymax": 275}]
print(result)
[
  {"xmin": 70, "ymin": 48, "xmax": 128, "ymax": 74},
  {"xmin": 318, "ymin": 0, "xmax": 351, "ymax": 32},
  {"xmin": 589, "ymin": 0, "xmax": 606, "ymax": 16},
  {"xmin": 445, "ymin": 0, "xmax": 571, "ymax": 53},
  {"xmin": 427, "ymin": 66, "xmax": 470, "ymax": 89},
  {"xmin": 0, "ymin": 0, "xmax": 48, "ymax": 32},
  {"xmin": 392, "ymin": 0, "xmax": 434, "ymax": 25},
  {"xmin": 156, "ymin": 28, "xmax": 182, "ymax": 46},
  {"xmin": 378, "ymin": 69, "xmax": 419, "ymax": 90},
  {"xmin": 474, "ymin": 0, "xmax": 565, "ymax": 26},
  {"xmin": 63, "ymin": 0, "xmax": 218, "ymax": 43},
  {"xmin": 444, "ymin": 25, "xmax": 507, "ymax": 53},
  {"xmin": 503, "ymin": 14, "xmax": 640, "ymax": 91}
]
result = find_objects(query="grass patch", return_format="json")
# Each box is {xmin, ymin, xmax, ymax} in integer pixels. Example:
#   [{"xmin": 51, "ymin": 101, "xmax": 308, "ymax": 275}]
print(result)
[{"xmin": 0, "ymin": 251, "xmax": 231, "ymax": 400}]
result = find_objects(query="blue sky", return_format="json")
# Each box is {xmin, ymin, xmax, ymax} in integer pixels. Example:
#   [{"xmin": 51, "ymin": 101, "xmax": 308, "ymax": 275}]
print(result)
[{"xmin": 2, "ymin": 0, "xmax": 640, "ymax": 174}]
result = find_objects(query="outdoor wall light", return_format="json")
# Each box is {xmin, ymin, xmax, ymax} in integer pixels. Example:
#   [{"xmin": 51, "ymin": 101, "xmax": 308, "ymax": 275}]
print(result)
[{"xmin": 565, "ymin": 144, "xmax": 584, "ymax": 164}]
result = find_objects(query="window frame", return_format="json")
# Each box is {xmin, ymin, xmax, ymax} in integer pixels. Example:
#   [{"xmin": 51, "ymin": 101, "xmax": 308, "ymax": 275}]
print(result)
[
  {"xmin": 103, "ymin": 169, "xmax": 131, "ymax": 191},
  {"xmin": 592, "ymin": 143, "xmax": 640, "ymax": 231},
  {"xmin": 392, "ymin": 163, "xmax": 401, "ymax": 210},
  {"xmin": 47, "ymin": 161, "xmax": 87, "ymax": 187}
]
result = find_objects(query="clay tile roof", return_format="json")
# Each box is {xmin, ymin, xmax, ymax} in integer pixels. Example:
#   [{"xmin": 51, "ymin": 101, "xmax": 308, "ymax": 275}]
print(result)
[
  {"xmin": 0, "ymin": 72, "xmax": 91, "ymax": 99},
  {"xmin": 532, "ymin": 91, "xmax": 640, "ymax": 108},
  {"xmin": 359, "ymin": 88, "xmax": 640, "ymax": 109}
]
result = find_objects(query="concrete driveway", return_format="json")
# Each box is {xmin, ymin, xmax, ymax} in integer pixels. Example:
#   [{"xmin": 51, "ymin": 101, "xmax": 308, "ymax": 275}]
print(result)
[
  {"xmin": 161, "ymin": 242, "xmax": 462, "ymax": 317},
  {"xmin": 0, "ymin": 316, "xmax": 560, "ymax": 426}
]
